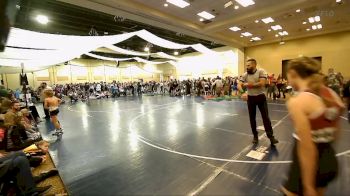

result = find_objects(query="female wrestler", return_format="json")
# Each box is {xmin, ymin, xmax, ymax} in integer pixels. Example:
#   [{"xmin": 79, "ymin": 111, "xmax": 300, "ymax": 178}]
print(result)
[{"xmin": 282, "ymin": 57, "xmax": 344, "ymax": 196}]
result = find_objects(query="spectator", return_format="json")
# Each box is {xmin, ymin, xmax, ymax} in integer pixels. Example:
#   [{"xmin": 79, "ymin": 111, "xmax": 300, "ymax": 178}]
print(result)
[
  {"xmin": 19, "ymin": 109, "xmax": 41, "ymax": 141},
  {"xmin": 38, "ymin": 83, "xmax": 50, "ymax": 119},
  {"xmin": 4, "ymin": 101, "xmax": 35, "ymax": 151},
  {"xmin": 232, "ymin": 78, "xmax": 239, "ymax": 96},
  {"xmin": 343, "ymin": 80, "xmax": 350, "ymax": 123},
  {"xmin": 23, "ymin": 140, "xmax": 51, "ymax": 168},
  {"xmin": 276, "ymin": 74, "xmax": 283, "ymax": 98},
  {"xmin": 281, "ymin": 78, "xmax": 288, "ymax": 99},
  {"xmin": 337, "ymin": 72, "xmax": 344, "ymax": 86},
  {"xmin": 4, "ymin": 101, "xmax": 21, "ymax": 127},
  {"xmin": 14, "ymin": 89, "xmax": 21, "ymax": 100},
  {"xmin": 267, "ymin": 74, "xmax": 277, "ymax": 100},
  {"xmin": 326, "ymin": 68, "xmax": 341, "ymax": 95},
  {"xmin": 0, "ymin": 151, "xmax": 52, "ymax": 195},
  {"xmin": 0, "ymin": 98, "xmax": 12, "ymax": 114},
  {"xmin": 96, "ymin": 82, "xmax": 102, "ymax": 93},
  {"xmin": 213, "ymin": 76, "xmax": 223, "ymax": 97},
  {"xmin": 0, "ymin": 85, "xmax": 9, "ymax": 98}
]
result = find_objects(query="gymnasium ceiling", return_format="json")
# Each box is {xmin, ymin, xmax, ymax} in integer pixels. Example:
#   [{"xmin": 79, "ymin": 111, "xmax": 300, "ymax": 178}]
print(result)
[
  {"xmin": 12, "ymin": 0, "xmax": 350, "ymax": 60},
  {"xmin": 57, "ymin": 0, "xmax": 350, "ymax": 48},
  {"xmin": 13, "ymin": 0, "xmax": 223, "ymax": 60}
]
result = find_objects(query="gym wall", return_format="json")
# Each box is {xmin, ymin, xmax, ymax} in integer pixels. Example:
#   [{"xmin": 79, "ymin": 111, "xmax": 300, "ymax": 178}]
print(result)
[
  {"xmin": 245, "ymin": 31, "xmax": 350, "ymax": 79},
  {"xmin": 2, "ymin": 60, "xmax": 162, "ymax": 90}
]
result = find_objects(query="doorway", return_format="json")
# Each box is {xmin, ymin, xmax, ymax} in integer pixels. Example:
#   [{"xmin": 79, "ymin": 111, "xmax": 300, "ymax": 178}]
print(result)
[{"xmin": 282, "ymin": 56, "xmax": 322, "ymax": 79}]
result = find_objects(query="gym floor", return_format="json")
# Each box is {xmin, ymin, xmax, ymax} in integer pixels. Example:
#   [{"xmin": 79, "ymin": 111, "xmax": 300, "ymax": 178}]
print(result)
[{"xmin": 38, "ymin": 96, "xmax": 350, "ymax": 195}]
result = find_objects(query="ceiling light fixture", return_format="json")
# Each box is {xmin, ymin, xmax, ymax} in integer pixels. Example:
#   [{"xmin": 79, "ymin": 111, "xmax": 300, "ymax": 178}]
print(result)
[
  {"xmin": 308, "ymin": 17, "xmax": 315, "ymax": 23},
  {"xmin": 197, "ymin": 11, "xmax": 215, "ymax": 20},
  {"xmin": 229, "ymin": 26, "xmax": 241, "ymax": 31},
  {"xmin": 302, "ymin": 21, "xmax": 307, "ymax": 24},
  {"xmin": 166, "ymin": 0, "xmax": 190, "ymax": 8},
  {"xmin": 225, "ymin": 1, "xmax": 234, "ymax": 8},
  {"xmin": 278, "ymin": 31, "xmax": 288, "ymax": 36},
  {"xmin": 241, "ymin": 32, "xmax": 252, "ymax": 37},
  {"xmin": 174, "ymin": 51, "xmax": 179, "ymax": 55},
  {"xmin": 315, "ymin": 16, "xmax": 321, "ymax": 22},
  {"xmin": 252, "ymin": 37, "xmax": 261, "ymax": 41},
  {"xmin": 336, "ymin": 0, "xmax": 342, "ymax": 3},
  {"xmin": 164, "ymin": 3, "xmax": 168, "ymax": 7},
  {"xmin": 296, "ymin": 9, "xmax": 301, "ymax": 13},
  {"xmin": 199, "ymin": 18, "xmax": 204, "ymax": 22},
  {"xmin": 240, "ymin": 35, "xmax": 244, "ymax": 37},
  {"xmin": 306, "ymin": 28, "xmax": 310, "ymax": 31},
  {"xmin": 144, "ymin": 47, "xmax": 150, "ymax": 52},
  {"xmin": 311, "ymin": 24, "xmax": 322, "ymax": 30},
  {"xmin": 235, "ymin": 0, "xmax": 255, "ymax": 7},
  {"xmin": 234, "ymin": 5, "xmax": 240, "ymax": 9},
  {"xmin": 271, "ymin": 25, "xmax": 282, "ymax": 30},
  {"xmin": 35, "ymin": 15, "xmax": 49, "ymax": 25},
  {"xmin": 261, "ymin": 17, "xmax": 274, "ymax": 24},
  {"xmin": 308, "ymin": 16, "xmax": 321, "ymax": 23},
  {"xmin": 255, "ymin": 20, "xmax": 259, "ymax": 23},
  {"xmin": 275, "ymin": 34, "xmax": 279, "ymax": 37},
  {"xmin": 268, "ymin": 29, "xmax": 271, "ymax": 32}
]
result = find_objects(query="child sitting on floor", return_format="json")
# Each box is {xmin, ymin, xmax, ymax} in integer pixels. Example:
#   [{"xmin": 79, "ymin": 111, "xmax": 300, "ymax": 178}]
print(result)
[
  {"xmin": 23, "ymin": 140, "xmax": 50, "ymax": 167},
  {"xmin": 24, "ymin": 140, "xmax": 50, "ymax": 154}
]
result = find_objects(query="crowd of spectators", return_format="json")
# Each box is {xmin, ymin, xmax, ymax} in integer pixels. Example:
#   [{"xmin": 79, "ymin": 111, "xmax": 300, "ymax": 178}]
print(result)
[
  {"xmin": 0, "ymin": 85, "xmax": 59, "ymax": 195},
  {"xmin": 6, "ymin": 68, "xmax": 347, "ymax": 104},
  {"xmin": 43, "ymin": 75, "xmax": 289, "ymax": 101},
  {"xmin": 0, "ymin": 66, "xmax": 348, "ymax": 194},
  {"xmin": 44, "ymin": 77, "xmax": 241, "ymax": 101}
]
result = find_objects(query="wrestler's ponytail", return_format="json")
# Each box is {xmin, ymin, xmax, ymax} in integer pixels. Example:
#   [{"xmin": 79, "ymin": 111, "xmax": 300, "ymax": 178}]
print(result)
[
  {"xmin": 308, "ymin": 72, "xmax": 324, "ymax": 94},
  {"xmin": 287, "ymin": 56, "xmax": 332, "ymax": 106}
]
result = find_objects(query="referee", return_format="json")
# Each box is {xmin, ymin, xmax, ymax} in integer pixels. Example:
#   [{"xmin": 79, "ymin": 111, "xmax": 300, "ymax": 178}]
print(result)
[
  {"xmin": 343, "ymin": 79, "xmax": 350, "ymax": 123},
  {"xmin": 238, "ymin": 59, "xmax": 279, "ymax": 145}
]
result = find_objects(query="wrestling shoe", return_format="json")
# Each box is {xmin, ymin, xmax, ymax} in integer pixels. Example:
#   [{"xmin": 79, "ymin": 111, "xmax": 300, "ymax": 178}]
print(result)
[
  {"xmin": 252, "ymin": 136, "xmax": 259, "ymax": 144},
  {"xmin": 52, "ymin": 129, "xmax": 64, "ymax": 136},
  {"xmin": 57, "ymin": 128, "xmax": 64, "ymax": 134}
]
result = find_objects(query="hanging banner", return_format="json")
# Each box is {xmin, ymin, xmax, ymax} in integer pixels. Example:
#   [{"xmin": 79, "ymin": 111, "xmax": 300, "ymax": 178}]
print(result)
[
  {"xmin": 106, "ymin": 46, "xmax": 179, "ymax": 60},
  {"xmin": 0, "ymin": 28, "xmax": 217, "ymax": 68},
  {"xmin": 85, "ymin": 52, "xmax": 176, "ymax": 65}
]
